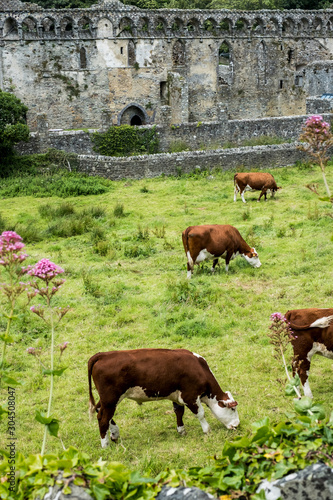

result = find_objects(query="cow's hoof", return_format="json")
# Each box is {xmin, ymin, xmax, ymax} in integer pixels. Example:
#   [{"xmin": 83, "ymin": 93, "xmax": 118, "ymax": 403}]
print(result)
[
  {"xmin": 111, "ymin": 435, "xmax": 119, "ymax": 443},
  {"xmin": 177, "ymin": 426, "xmax": 186, "ymax": 436}
]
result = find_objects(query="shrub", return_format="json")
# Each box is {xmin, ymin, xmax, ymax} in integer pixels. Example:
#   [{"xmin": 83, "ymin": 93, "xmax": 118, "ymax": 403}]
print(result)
[
  {"xmin": 168, "ymin": 140, "xmax": 191, "ymax": 153},
  {"xmin": 92, "ymin": 125, "xmax": 159, "ymax": 156}
]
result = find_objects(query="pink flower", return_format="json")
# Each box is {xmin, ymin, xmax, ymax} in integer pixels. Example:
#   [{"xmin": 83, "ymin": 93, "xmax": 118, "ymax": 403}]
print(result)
[
  {"xmin": 59, "ymin": 341, "xmax": 69, "ymax": 353},
  {"xmin": 28, "ymin": 259, "xmax": 64, "ymax": 281},
  {"xmin": 0, "ymin": 231, "xmax": 27, "ymax": 265},
  {"xmin": 270, "ymin": 312, "xmax": 287, "ymax": 322}
]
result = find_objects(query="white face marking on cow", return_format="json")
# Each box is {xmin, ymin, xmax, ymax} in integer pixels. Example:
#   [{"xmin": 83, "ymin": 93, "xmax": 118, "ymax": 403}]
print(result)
[
  {"xmin": 309, "ymin": 316, "xmax": 333, "ymax": 329},
  {"xmin": 101, "ymin": 434, "xmax": 110, "ymax": 448},
  {"xmin": 195, "ymin": 248, "xmax": 215, "ymax": 264},
  {"xmin": 110, "ymin": 423, "xmax": 120, "ymax": 441},
  {"xmin": 195, "ymin": 396, "xmax": 210, "ymax": 434},
  {"xmin": 202, "ymin": 392, "xmax": 240, "ymax": 430},
  {"xmin": 242, "ymin": 248, "xmax": 261, "ymax": 268}
]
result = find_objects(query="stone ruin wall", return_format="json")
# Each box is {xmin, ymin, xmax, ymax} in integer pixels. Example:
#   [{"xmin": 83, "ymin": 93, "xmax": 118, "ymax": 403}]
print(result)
[{"xmin": 2, "ymin": 0, "xmax": 333, "ymax": 132}]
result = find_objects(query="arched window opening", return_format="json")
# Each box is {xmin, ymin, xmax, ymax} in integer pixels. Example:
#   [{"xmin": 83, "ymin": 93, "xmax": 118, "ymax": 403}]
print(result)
[
  {"xmin": 118, "ymin": 104, "xmax": 149, "ymax": 126},
  {"xmin": 131, "ymin": 115, "xmax": 142, "ymax": 126},
  {"xmin": 4, "ymin": 18, "xmax": 18, "ymax": 37},
  {"xmin": 219, "ymin": 41, "xmax": 230, "ymax": 66},
  {"xmin": 80, "ymin": 47, "xmax": 87, "ymax": 69}
]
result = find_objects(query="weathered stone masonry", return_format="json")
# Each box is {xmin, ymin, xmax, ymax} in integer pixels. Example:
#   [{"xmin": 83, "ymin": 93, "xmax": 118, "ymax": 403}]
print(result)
[{"xmin": 2, "ymin": 0, "xmax": 333, "ymax": 132}]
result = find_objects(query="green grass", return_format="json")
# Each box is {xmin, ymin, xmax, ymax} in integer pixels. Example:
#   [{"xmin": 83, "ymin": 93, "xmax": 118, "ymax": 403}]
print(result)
[{"xmin": 0, "ymin": 163, "xmax": 333, "ymax": 476}]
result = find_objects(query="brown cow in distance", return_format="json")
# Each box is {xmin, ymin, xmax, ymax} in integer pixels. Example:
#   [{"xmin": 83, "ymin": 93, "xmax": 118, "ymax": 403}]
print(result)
[
  {"xmin": 88, "ymin": 348, "xmax": 240, "ymax": 447},
  {"xmin": 234, "ymin": 172, "xmax": 281, "ymax": 203},
  {"xmin": 285, "ymin": 308, "xmax": 333, "ymax": 398},
  {"xmin": 182, "ymin": 224, "xmax": 261, "ymax": 278}
]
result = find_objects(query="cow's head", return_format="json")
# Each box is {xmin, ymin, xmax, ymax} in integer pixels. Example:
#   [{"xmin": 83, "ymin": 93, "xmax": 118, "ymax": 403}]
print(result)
[
  {"xmin": 242, "ymin": 248, "xmax": 261, "ymax": 268},
  {"xmin": 215, "ymin": 391, "xmax": 240, "ymax": 429}
]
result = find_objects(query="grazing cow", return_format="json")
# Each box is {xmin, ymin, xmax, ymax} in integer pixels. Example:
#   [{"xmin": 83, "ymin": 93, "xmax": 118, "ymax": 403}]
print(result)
[
  {"xmin": 88, "ymin": 348, "xmax": 240, "ymax": 447},
  {"xmin": 182, "ymin": 224, "xmax": 261, "ymax": 278},
  {"xmin": 234, "ymin": 172, "xmax": 281, "ymax": 203},
  {"xmin": 285, "ymin": 308, "xmax": 333, "ymax": 398}
]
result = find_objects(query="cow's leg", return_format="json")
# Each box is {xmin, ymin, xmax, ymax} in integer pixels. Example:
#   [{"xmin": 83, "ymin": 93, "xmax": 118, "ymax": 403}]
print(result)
[
  {"xmin": 173, "ymin": 402, "xmax": 186, "ymax": 435},
  {"xmin": 211, "ymin": 258, "xmax": 218, "ymax": 273},
  {"xmin": 292, "ymin": 341, "xmax": 314, "ymax": 398},
  {"xmin": 240, "ymin": 189, "xmax": 246, "ymax": 204},
  {"xmin": 183, "ymin": 396, "xmax": 210, "ymax": 434},
  {"xmin": 234, "ymin": 183, "xmax": 239, "ymax": 202},
  {"xmin": 97, "ymin": 404, "xmax": 119, "ymax": 448},
  {"xmin": 258, "ymin": 187, "xmax": 268, "ymax": 202}
]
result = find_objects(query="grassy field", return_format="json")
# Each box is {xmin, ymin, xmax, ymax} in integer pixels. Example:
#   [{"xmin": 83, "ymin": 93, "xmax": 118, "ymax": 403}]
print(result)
[{"xmin": 0, "ymin": 162, "xmax": 332, "ymax": 476}]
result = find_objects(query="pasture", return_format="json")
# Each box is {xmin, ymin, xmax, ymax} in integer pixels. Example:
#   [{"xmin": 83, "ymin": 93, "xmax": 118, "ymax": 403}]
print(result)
[{"xmin": 0, "ymin": 162, "xmax": 332, "ymax": 476}]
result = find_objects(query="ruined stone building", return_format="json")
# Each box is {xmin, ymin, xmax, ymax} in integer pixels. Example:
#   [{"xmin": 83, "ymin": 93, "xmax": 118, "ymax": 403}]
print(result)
[{"xmin": 1, "ymin": 0, "xmax": 333, "ymax": 131}]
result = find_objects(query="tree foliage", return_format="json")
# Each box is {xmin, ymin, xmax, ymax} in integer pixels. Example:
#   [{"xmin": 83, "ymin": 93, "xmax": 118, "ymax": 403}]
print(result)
[{"xmin": 0, "ymin": 90, "xmax": 29, "ymax": 164}]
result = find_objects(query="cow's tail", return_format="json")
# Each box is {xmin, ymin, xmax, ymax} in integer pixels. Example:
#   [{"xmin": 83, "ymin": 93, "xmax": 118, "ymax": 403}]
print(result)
[
  {"xmin": 88, "ymin": 354, "xmax": 101, "ymax": 420},
  {"xmin": 182, "ymin": 227, "xmax": 194, "ymax": 268}
]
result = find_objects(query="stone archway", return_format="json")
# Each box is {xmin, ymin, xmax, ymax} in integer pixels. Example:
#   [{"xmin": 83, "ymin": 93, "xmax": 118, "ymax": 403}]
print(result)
[{"xmin": 118, "ymin": 104, "xmax": 150, "ymax": 125}]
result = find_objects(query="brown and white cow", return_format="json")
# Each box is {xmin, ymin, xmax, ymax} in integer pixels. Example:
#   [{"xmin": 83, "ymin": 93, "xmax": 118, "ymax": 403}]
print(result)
[
  {"xmin": 234, "ymin": 172, "xmax": 281, "ymax": 203},
  {"xmin": 182, "ymin": 224, "xmax": 261, "ymax": 278},
  {"xmin": 88, "ymin": 348, "xmax": 240, "ymax": 447},
  {"xmin": 286, "ymin": 308, "xmax": 333, "ymax": 398}
]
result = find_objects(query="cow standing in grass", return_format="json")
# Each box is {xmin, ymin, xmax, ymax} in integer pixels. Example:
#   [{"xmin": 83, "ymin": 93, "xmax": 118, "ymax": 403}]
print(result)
[
  {"xmin": 234, "ymin": 172, "xmax": 281, "ymax": 203},
  {"xmin": 182, "ymin": 224, "xmax": 261, "ymax": 278},
  {"xmin": 88, "ymin": 348, "xmax": 240, "ymax": 447},
  {"xmin": 286, "ymin": 308, "xmax": 333, "ymax": 398}
]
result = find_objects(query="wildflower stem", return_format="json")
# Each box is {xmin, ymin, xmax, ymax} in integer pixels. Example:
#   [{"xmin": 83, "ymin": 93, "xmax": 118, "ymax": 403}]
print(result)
[
  {"xmin": 41, "ymin": 299, "xmax": 54, "ymax": 456},
  {"xmin": 0, "ymin": 304, "xmax": 14, "ymax": 386},
  {"xmin": 279, "ymin": 338, "xmax": 302, "ymax": 399}
]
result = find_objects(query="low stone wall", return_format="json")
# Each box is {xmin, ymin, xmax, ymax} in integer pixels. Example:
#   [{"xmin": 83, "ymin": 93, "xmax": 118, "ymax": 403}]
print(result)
[
  {"xmin": 77, "ymin": 143, "xmax": 308, "ymax": 181},
  {"xmin": 15, "ymin": 112, "xmax": 332, "ymax": 157}
]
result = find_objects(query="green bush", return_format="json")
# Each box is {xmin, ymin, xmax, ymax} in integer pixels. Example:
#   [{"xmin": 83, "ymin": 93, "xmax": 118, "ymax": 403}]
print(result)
[{"xmin": 92, "ymin": 124, "xmax": 159, "ymax": 157}]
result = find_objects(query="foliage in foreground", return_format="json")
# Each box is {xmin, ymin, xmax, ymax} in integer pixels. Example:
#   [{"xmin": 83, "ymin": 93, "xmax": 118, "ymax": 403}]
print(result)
[{"xmin": 0, "ymin": 415, "xmax": 332, "ymax": 499}]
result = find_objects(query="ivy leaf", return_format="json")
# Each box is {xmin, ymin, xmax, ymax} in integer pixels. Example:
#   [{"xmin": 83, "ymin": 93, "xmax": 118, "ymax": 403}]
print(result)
[
  {"xmin": 42, "ymin": 367, "xmax": 68, "ymax": 377},
  {"xmin": 91, "ymin": 482, "xmax": 111, "ymax": 500},
  {"xmin": 35, "ymin": 410, "xmax": 60, "ymax": 437}
]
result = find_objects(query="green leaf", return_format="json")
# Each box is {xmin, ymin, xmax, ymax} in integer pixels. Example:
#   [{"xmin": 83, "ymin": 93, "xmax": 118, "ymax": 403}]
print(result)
[
  {"xmin": 42, "ymin": 367, "xmax": 68, "ymax": 377},
  {"xmin": 0, "ymin": 332, "xmax": 15, "ymax": 343},
  {"xmin": 35, "ymin": 410, "xmax": 60, "ymax": 437},
  {"xmin": 294, "ymin": 397, "xmax": 313, "ymax": 414},
  {"xmin": 91, "ymin": 482, "xmax": 111, "ymax": 500},
  {"xmin": 1, "ymin": 373, "xmax": 21, "ymax": 386},
  {"xmin": 309, "ymin": 403, "xmax": 326, "ymax": 421},
  {"xmin": 285, "ymin": 374, "xmax": 301, "ymax": 396},
  {"xmin": 251, "ymin": 417, "xmax": 270, "ymax": 430}
]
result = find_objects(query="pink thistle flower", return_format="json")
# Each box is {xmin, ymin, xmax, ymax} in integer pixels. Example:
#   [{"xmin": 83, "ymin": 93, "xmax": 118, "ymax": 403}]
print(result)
[{"xmin": 27, "ymin": 347, "xmax": 36, "ymax": 355}]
